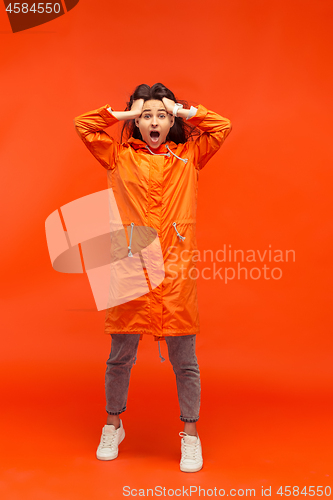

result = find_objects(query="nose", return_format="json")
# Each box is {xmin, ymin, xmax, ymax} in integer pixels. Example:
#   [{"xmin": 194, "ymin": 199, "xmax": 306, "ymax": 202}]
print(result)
[{"xmin": 152, "ymin": 115, "xmax": 158, "ymax": 126}]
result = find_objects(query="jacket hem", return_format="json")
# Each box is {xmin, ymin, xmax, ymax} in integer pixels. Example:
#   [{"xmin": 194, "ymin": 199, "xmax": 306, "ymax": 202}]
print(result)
[{"xmin": 105, "ymin": 330, "xmax": 200, "ymax": 336}]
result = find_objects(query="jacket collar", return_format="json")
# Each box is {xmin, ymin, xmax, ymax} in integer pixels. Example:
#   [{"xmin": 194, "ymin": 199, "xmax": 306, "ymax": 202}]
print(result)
[{"xmin": 126, "ymin": 137, "xmax": 178, "ymax": 153}]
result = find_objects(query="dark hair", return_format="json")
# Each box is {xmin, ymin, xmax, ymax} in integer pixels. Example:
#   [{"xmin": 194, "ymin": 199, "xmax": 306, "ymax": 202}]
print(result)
[{"xmin": 120, "ymin": 82, "xmax": 200, "ymax": 144}]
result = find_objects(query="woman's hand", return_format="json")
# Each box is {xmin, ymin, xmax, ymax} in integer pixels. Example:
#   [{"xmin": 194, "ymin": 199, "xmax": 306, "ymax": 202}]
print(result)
[
  {"xmin": 130, "ymin": 98, "xmax": 144, "ymax": 117},
  {"xmin": 162, "ymin": 97, "xmax": 176, "ymax": 115}
]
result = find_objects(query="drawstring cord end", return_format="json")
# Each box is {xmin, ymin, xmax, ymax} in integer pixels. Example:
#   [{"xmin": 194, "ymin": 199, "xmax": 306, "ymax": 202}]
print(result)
[
  {"xmin": 172, "ymin": 222, "xmax": 186, "ymax": 241},
  {"xmin": 165, "ymin": 145, "xmax": 188, "ymax": 164},
  {"xmin": 128, "ymin": 222, "xmax": 135, "ymax": 257},
  {"xmin": 158, "ymin": 341, "xmax": 166, "ymax": 363}
]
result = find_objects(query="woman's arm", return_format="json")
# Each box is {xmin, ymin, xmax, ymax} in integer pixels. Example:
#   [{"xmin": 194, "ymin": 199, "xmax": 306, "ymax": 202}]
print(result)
[
  {"xmin": 186, "ymin": 104, "xmax": 232, "ymax": 171},
  {"xmin": 73, "ymin": 100, "xmax": 144, "ymax": 170},
  {"xmin": 162, "ymin": 97, "xmax": 232, "ymax": 170},
  {"xmin": 161, "ymin": 97, "xmax": 194, "ymax": 120}
]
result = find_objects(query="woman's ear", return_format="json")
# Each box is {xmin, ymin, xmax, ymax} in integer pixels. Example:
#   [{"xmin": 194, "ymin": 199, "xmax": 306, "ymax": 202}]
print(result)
[{"xmin": 170, "ymin": 116, "xmax": 175, "ymax": 127}]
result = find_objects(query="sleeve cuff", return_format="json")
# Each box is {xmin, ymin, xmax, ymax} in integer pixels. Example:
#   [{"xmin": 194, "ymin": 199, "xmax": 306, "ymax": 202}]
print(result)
[
  {"xmin": 186, "ymin": 106, "xmax": 198, "ymax": 120},
  {"xmin": 99, "ymin": 104, "xmax": 119, "ymax": 125}
]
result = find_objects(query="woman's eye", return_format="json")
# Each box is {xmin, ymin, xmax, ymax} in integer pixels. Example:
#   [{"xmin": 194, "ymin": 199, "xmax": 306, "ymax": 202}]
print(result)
[{"xmin": 143, "ymin": 113, "xmax": 165, "ymax": 119}]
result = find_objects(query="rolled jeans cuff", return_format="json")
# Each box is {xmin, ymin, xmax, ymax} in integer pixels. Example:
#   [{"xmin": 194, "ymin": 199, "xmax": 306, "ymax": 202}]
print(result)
[
  {"xmin": 180, "ymin": 416, "xmax": 200, "ymax": 423},
  {"xmin": 106, "ymin": 406, "xmax": 127, "ymax": 416}
]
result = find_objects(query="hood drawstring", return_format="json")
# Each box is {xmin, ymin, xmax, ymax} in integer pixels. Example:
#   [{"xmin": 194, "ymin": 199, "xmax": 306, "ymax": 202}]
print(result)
[
  {"xmin": 166, "ymin": 145, "xmax": 189, "ymax": 164},
  {"xmin": 128, "ymin": 222, "xmax": 135, "ymax": 257},
  {"xmin": 172, "ymin": 222, "xmax": 186, "ymax": 241},
  {"xmin": 145, "ymin": 144, "xmax": 188, "ymax": 164}
]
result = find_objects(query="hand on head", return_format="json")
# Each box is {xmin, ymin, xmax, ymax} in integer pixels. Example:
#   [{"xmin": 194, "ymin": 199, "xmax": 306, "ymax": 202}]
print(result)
[
  {"xmin": 130, "ymin": 98, "xmax": 144, "ymax": 116},
  {"xmin": 162, "ymin": 97, "xmax": 176, "ymax": 115},
  {"xmin": 131, "ymin": 97, "xmax": 175, "ymax": 117}
]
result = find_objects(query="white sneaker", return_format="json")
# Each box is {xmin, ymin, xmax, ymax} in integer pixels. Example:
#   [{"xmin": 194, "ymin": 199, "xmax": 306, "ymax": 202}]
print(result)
[
  {"xmin": 96, "ymin": 420, "xmax": 125, "ymax": 461},
  {"xmin": 179, "ymin": 431, "xmax": 203, "ymax": 472}
]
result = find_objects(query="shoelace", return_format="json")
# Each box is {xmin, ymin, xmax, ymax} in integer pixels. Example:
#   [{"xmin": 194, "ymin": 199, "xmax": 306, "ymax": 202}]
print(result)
[
  {"xmin": 100, "ymin": 428, "xmax": 117, "ymax": 449},
  {"xmin": 179, "ymin": 432, "xmax": 199, "ymax": 461}
]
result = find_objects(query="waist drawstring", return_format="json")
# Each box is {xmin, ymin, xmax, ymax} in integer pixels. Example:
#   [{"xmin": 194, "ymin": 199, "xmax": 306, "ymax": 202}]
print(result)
[
  {"xmin": 128, "ymin": 222, "xmax": 135, "ymax": 257},
  {"xmin": 128, "ymin": 221, "xmax": 185, "ymax": 257},
  {"xmin": 158, "ymin": 341, "xmax": 166, "ymax": 363},
  {"xmin": 134, "ymin": 343, "xmax": 165, "ymax": 364},
  {"xmin": 145, "ymin": 144, "xmax": 188, "ymax": 164},
  {"xmin": 172, "ymin": 222, "xmax": 186, "ymax": 241}
]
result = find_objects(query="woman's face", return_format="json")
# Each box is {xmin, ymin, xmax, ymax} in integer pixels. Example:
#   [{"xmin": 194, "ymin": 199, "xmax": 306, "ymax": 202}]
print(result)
[{"xmin": 135, "ymin": 99, "xmax": 175, "ymax": 150}]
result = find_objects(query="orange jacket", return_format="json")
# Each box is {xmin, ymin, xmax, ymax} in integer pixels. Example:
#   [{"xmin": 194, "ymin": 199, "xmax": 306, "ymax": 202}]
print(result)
[{"xmin": 74, "ymin": 104, "xmax": 232, "ymax": 339}]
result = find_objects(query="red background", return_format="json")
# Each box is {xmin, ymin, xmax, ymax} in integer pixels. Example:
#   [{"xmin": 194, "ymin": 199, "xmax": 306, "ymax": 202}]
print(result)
[{"xmin": 1, "ymin": 0, "xmax": 332, "ymax": 498}]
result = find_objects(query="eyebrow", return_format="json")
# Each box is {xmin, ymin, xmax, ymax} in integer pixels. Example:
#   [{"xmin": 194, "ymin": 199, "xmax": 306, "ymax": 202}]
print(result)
[{"xmin": 142, "ymin": 109, "xmax": 166, "ymax": 113}]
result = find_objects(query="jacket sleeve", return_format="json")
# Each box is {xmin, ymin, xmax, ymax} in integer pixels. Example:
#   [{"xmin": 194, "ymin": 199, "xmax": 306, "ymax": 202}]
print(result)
[
  {"xmin": 73, "ymin": 104, "xmax": 120, "ymax": 170},
  {"xmin": 186, "ymin": 104, "xmax": 232, "ymax": 171}
]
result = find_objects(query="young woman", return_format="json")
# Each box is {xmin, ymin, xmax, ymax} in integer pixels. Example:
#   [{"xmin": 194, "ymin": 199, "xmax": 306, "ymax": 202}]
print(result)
[{"xmin": 74, "ymin": 83, "xmax": 232, "ymax": 472}]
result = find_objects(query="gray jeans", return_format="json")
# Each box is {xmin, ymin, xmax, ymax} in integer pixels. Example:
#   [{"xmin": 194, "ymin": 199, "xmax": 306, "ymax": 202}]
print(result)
[{"xmin": 105, "ymin": 334, "xmax": 201, "ymax": 422}]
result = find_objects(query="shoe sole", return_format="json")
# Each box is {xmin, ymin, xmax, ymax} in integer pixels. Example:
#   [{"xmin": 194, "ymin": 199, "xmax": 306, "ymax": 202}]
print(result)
[
  {"xmin": 96, "ymin": 429, "xmax": 125, "ymax": 461},
  {"xmin": 180, "ymin": 462, "xmax": 203, "ymax": 473}
]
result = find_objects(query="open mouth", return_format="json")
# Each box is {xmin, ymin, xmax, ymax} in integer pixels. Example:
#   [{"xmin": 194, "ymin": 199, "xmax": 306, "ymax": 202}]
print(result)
[{"xmin": 150, "ymin": 131, "xmax": 160, "ymax": 143}]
